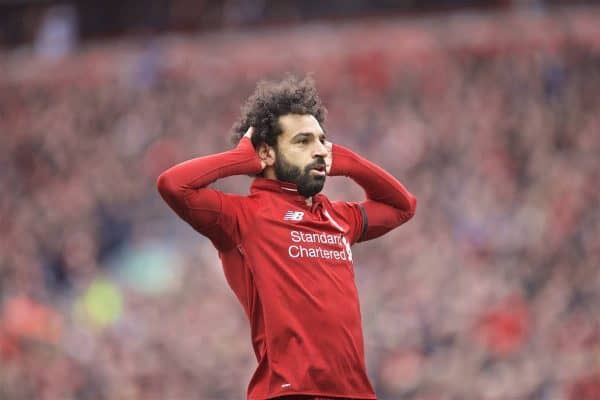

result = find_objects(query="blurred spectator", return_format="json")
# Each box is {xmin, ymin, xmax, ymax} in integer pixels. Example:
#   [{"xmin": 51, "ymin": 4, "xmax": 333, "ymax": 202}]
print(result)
[{"xmin": 34, "ymin": 5, "xmax": 79, "ymax": 60}]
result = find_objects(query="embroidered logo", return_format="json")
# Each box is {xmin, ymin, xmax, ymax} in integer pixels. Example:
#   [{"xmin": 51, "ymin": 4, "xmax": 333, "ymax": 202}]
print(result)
[{"xmin": 284, "ymin": 211, "xmax": 304, "ymax": 221}]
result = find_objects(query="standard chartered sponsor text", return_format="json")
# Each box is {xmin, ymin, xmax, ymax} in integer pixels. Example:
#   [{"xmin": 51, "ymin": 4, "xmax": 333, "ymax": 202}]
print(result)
[{"xmin": 288, "ymin": 230, "xmax": 349, "ymax": 260}]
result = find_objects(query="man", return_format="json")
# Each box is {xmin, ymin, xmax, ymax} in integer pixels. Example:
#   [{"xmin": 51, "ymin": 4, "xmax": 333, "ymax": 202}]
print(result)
[{"xmin": 156, "ymin": 76, "xmax": 416, "ymax": 400}]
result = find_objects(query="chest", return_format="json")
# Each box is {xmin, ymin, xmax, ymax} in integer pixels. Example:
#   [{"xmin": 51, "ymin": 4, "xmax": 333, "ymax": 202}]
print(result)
[{"xmin": 245, "ymin": 202, "xmax": 354, "ymax": 265}]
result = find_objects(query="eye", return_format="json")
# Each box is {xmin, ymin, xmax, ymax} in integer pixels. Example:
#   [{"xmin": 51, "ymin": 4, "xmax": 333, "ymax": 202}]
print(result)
[
  {"xmin": 319, "ymin": 137, "xmax": 326, "ymax": 144},
  {"xmin": 299, "ymin": 138, "xmax": 309, "ymax": 144}
]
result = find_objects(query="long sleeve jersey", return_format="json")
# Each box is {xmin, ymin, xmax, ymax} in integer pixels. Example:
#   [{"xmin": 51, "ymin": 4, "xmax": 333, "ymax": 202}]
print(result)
[{"xmin": 156, "ymin": 137, "xmax": 416, "ymax": 400}]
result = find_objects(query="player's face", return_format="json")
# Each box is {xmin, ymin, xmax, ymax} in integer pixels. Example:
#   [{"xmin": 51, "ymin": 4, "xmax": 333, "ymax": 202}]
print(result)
[{"xmin": 274, "ymin": 114, "xmax": 328, "ymax": 197}]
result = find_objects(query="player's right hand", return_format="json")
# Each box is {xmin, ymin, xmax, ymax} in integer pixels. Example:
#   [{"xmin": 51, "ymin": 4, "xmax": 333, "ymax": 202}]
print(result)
[
  {"xmin": 243, "ymin": 126, "xmax": 255, "ymax": 140},
  {"xmin": 243, "ymin": 127, "xmax": 266, "ymax": 170}
]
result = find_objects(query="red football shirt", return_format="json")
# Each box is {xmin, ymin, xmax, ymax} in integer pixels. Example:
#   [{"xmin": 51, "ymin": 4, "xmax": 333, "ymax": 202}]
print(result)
[{"xmin": 157, "ymin": 138, "xmax": 416, "ymax": 399}]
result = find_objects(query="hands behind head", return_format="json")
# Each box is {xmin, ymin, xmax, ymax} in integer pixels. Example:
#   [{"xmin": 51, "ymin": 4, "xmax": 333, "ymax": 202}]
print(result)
[
  {"xmin": 244, "ymin": 127, "xmax": 267, "ymax": 170},
  {"xmin": 243, "ymin": 126, "xmax": 255, "ymax": 140},
  {"xmin": 324, "ymin": 140, "xmax": 332, "ymax": 175}
]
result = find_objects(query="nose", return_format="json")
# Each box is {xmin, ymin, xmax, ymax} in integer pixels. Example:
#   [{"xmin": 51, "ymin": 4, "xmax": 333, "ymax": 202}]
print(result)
[{"xmin": 313, "ymin": 140, "xmax": 327, "ymax": 159}]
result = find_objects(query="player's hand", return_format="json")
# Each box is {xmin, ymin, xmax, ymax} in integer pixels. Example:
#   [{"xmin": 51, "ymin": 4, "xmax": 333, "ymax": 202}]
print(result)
[
  {"xmin": 243, "ymin": 126, "xmax": 255, "ymax": 140},
  {"xmin": 324, "ymin": 140, "xmax": 332, "ymax": 175},
  {"xmin": 243, "ymin": 127, "xmax": 267, "ymax": 170}
]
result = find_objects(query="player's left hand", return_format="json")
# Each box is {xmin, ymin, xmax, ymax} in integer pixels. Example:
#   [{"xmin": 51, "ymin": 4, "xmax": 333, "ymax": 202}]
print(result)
[{"xmin": 324, "ymin": 140, "xmax": 332, "ymax": 175}]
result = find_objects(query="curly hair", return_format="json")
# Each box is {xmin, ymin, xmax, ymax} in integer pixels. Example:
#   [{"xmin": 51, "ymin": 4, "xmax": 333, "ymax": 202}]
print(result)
[{"xmin": 231, "ymin": 75, "xmax": 327, "ymax": 148}]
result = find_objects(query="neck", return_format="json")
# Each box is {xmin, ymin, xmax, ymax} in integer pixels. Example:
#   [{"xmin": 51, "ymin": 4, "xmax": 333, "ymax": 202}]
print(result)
[
  {"xmin": 261, "ymin": 168, "xmax": 312, "ymax": 203},
  {"xmin": 262, "ymin": 166, "xmax": 276, "ymax": 180}
]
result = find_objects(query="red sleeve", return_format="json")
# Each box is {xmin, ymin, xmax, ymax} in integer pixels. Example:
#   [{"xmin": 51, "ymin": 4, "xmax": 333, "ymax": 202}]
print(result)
[
  {"xmin": 330, "ymin": 144, "xmax": 417, "ymax": 242},
  {"xmin": 156, "ymin": 137, "xmax": 263, "ymax": 250},
  {"xmin": 330, "ymin": 201, "xmax": 365, "ymax": 245}
]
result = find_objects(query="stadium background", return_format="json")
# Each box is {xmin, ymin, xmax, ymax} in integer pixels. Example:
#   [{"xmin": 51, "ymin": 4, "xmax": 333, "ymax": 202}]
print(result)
[{"xmin": 1, "ymin": 1, "xmax": 599, "ymax": 399}]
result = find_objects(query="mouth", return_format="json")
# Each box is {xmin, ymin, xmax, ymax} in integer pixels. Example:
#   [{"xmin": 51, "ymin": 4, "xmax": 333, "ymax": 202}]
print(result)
[{"xmin": 310, "ymin": 164, "xmax": 326, "ymax": 177}]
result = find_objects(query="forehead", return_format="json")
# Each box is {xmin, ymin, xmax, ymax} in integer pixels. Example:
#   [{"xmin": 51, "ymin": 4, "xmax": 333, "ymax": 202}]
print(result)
[{"xmin": 278, "ymin": 114, "xmax": 323, "ymax": 140}]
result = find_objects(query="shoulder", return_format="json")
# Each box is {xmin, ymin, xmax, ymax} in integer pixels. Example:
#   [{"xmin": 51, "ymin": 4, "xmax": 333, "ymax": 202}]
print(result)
[
  {"xmin": 326, "ymin": 199, "xmax": 366, "ymax": 244},
  {"xmin": 324, "ymin": 196, "xmax": 361, "ymax": 219},
  {"xmin": 235, "ymin": 190, "xmax": 276, "ymax": 222}
]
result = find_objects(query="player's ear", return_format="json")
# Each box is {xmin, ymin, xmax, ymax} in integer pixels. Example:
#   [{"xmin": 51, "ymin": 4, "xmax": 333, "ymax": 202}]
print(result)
[{"xmin": 258, "ymin": 144, "xmax": 275, "ymax": 167}]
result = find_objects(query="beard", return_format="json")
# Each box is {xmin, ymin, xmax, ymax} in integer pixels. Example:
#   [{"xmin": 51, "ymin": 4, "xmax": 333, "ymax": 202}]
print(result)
[{"xmin": 274, "ymin": 149, "xmax": 326, "ymax": 198}]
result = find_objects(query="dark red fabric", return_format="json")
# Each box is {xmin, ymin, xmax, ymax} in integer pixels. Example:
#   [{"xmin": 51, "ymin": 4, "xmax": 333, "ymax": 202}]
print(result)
[
  {"xmin": 157, "ymin": 138, "xmax": 414, "ymax": 399},
  {"xmin": 276, "ymin": 396, "xmax": 358, "ymax": 400},
  {"xmin": 329, "ymin": 144, "xmax": 416, "ymax": 241}
]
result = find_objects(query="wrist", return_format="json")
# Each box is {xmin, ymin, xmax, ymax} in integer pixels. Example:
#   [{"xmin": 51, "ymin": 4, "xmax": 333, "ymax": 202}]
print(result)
[
  {"xmin": 231, "ymin": 137, "xmax": 263, "ymax": 175},
  {"xmin": 329, "ymin": 144, "xmax": 358, "ymax": 176}
]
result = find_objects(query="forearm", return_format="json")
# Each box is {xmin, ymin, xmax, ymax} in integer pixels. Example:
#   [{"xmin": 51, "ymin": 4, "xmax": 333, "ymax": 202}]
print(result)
[
  {"xmin": 330, "ymin": 144, "xmax": 417, "ymax": 213},
  {"xmin": 157, "ymin": 138, "xmax": 261, "ymax": 191},
  {"xmin": 156, "ymin": 137, "xmax": 262, "ymax": 216}
]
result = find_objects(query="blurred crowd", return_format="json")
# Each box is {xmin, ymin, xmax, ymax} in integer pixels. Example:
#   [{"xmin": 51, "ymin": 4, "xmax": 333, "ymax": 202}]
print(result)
[{"xmin": 1, "ymin": 7, "xmax": 599, "ymax": 400}]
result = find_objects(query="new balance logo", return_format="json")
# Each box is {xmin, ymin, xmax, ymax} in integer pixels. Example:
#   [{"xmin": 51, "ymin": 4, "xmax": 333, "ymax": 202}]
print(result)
[{"xmin": 284, "ymin": 211, "xmax": 304, "ymax": 221}]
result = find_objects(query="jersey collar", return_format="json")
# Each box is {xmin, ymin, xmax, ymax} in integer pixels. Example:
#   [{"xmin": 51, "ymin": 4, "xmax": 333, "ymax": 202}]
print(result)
[{"xmin": 250, "ymin": 178, "xmax": 325, "ymax": 208}]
